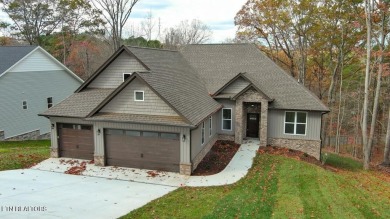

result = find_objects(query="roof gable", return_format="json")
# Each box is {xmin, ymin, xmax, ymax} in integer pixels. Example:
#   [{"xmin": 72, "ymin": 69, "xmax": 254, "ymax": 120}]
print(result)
[{"xmin": 0, "ymin": 46, "xmax": 36, "ymax": 76}]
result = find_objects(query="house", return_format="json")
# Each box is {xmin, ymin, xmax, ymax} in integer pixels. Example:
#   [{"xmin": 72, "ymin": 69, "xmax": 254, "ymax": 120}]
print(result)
[
  {"xmin": 0, "ymin": 46, "xmax": 83, "ymax": 140},
  {"xmin": 40, "ymin": 44, "xmax": 329, "ymax": 175}
]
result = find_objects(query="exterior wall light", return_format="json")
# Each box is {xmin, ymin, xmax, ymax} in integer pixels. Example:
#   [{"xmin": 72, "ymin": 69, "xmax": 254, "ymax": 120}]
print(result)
[
  {"xmin": 97, "ymin": 129, "xmax": 101, "ymax": 135},
  {"xmin": 182, "ymin": 134, "xmax": 186, "ymax": 142}
]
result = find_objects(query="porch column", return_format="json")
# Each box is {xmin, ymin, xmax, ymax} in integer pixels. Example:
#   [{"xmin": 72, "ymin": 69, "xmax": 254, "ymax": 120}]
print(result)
[
  {"xmin": 235, "ymin": 99, "xmax": 243, "ymax": 144},
  {"xmin": 260, "ymin": 101, "xmax": 268, "ymax": 147}
]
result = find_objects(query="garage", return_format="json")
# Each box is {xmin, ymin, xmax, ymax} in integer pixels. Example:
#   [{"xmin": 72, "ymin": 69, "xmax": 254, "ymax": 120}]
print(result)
[
  {"xmin": 57, "ymin": 123, "xmax": 94, "ymax": 160},
  {"xmin": 104, "ymin": 129, "xmax": 180, "ymax": 172}
]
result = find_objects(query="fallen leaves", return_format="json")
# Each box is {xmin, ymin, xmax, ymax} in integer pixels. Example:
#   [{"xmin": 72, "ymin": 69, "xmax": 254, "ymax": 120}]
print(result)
[{"xmin": 65, "ymin": 161, "xmax": 87, "ymax": 175}]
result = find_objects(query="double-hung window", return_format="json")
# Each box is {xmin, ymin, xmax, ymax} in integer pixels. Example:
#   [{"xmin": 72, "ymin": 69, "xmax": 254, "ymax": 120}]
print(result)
[
  {"xmin": 284, "ymin": 111, "xmax": 307, "ymax": 135},
  {"xmin": 47, "ymin": 97, "xmax": 53, "ymax": 108},
  {"xmin": 22, "ymin": 100, "xmax": 27, "ymax": 110},
  {"xmin": 222, "ymin": 108, "xmax": 232, "ymax": 130},
  {"xmin": 201, "ymin": 122, "xmax": 205, "ymax": 145}
]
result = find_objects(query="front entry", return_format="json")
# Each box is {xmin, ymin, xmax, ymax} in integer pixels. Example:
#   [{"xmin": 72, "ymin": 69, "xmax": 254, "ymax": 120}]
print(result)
[{"xmin": 246, "ymin": 113, "xmax": 259, "ymax": 138}]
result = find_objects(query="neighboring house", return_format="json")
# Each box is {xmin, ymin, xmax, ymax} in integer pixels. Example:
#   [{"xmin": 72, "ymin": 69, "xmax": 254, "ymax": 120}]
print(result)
[
  {"xmin": 0, "ymin": 46, "xmax": 83, "ymax": 140},
  {"xmin": 40, "ymin": 44, "xmax": 329, "ymax": 175}
]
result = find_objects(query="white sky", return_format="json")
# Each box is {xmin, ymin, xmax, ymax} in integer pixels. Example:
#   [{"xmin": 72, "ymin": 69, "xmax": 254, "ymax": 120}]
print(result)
[{"xmin": 0, "ymin": 0, "xmax": 247, "ymax": 42}]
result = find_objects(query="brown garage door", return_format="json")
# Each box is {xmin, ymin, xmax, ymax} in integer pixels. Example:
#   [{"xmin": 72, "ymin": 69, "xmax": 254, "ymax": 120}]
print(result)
[
  {"xmin": 105, "ymin": 129, "xmax": 180, "ymax": 172},
  {"xmin": 58, "ymin": 123, "xmax": 94, "ymax": 160}
]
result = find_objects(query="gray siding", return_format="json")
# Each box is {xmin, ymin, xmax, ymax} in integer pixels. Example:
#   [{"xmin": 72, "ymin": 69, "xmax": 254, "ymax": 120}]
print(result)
[
  {"xmin": 8, "ymin": 49, "xmax": 63, "ymax": 72},
  {"xmin": 88, "ymin": 52, "xmax": 147, "ymax": 88},
  {"xmin": 216, "ymin": 99, "xmax": 236, "ymax": 136},
  {"xmin": 191, "ymin": 112, "xmax": 218, "ymax": 160},
  {"xmin": 100, "ymin": 78, "xmax": 178, "ymax": 116},
  {"xmin": 220, "ymin": 77, "xmax": 250, "ymax": 94},
  {"xmin": 0, "ymin": 70, "xmax": 81, "ymax": 138},
  {"xmin": 268, "ymin": 110, "xmax": 322, "ymax": 140}
]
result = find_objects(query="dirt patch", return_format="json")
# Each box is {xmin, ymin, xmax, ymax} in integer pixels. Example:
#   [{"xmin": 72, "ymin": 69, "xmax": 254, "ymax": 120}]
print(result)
[{"xmin": 192, "ymin": 140, "xmax": 240, "ymax": 176}]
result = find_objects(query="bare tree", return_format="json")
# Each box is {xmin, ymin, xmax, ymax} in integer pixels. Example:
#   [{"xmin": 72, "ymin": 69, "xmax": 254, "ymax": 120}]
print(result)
[
  {"xmin": 163, "ymin": 19, "xmax": 212, "ymax": 49},
  {"xmin": 91, "ymin": 0, "xmax": 140, "ymax": 51},
  {"xmin": 383, "ymin": 108, "xmax": 390, "ymax": 165},
  {"xmin": 140, "ymin": 11, "xmax": 155, "ymax": 41}
]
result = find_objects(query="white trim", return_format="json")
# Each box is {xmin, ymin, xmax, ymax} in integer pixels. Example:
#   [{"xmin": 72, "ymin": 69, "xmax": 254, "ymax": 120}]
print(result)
[
  {"xmin": 222, "ymin": 108, "xmax": 232, "ymax": 131},
  {"xmin": 22, "ymin": 100, "xmax": 28, "ymax": 110},
  {"xmin": 123, "ymin": 72, "xmax": 132, "ymax": 82},
  {"xmin": 0, "ymin": 46, "xmax": 83, "ymax": 83},
  {"xmin": 284, "ymin": 111, "xmax": 307, "ymax": 136},
  {"xmin": 134, "ymin": 90, "xmax": 144, "ymax": 101},
  {"xmin": 209, "ymin": 116, "xmax": 212, "ymax": 137},
  {"xmin": 201, "ymin": 121, "xmax": 205, "ymax": 145}
]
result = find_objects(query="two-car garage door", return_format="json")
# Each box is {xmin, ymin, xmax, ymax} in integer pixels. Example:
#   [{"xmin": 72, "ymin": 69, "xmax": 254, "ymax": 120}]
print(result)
[{"xmin": 104, "ymin": 129, "xmax": 180, "ymax": 172}]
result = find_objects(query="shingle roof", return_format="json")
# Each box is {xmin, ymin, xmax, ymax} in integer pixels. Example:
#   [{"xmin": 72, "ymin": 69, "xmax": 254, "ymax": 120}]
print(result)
[
  {"xmin": 40, "ymin": 89, "xmax": 114, "ymax": 118},
  {"xmin": 0, "ymin": 46, "xmax": 37, "ymax": 75},
  {"xmin": 180, "ymin": 44, "xmax": 329, "ymax": 111},
  {"xmin": 127, "ymin": 47, "xmax": 222, "ymax": 125},
  {"xmin": 86, "ymin": 112, "xmax": 189, "ymax": 127}
]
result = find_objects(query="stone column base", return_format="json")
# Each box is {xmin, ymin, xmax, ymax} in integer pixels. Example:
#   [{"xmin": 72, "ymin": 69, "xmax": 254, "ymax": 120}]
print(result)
[
  {"xmin": 180, "ymin": 163, "xmax": 192, "ymax": 176},
  {"xmin": 94, "ymin": 155, "xmax": 105, "ymax": 166},
  {"xmin": 50, "ymin": 148, "xmax": 59, "ymax": 158}
]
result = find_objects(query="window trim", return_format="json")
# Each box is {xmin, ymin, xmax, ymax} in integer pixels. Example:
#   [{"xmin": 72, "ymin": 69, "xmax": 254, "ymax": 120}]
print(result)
[
  {"xmin": 284, "ymin": 111, "xmax": 307, "ymax": 136},
  {"xmin": 47, "ymin": 97, "xmax": 53, "ymax": 108},
  {"xmin": 22, "ymin": 100, "xmax": 28, "ymax": 110},
  {"xmin": 201, "ymin": 122, "xmax": 205, "ymax": 145},
  {"xmin": 134, "ymin": 90, "xmax": 144, "ymax": 101},
  {"xmin": 209, "ymin": 116, "xmax": 212, "ymax": 137},
  {"xmin": 123, "ymin": 73, "xmax": 132, "ymax": 82},
  {"xmin": 222, "ymin": 108, "xmax": 232, "ymax": 131}
]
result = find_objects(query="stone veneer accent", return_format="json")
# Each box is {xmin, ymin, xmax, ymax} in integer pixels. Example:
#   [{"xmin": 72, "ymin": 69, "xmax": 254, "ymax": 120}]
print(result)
[
  {"xmin": 0, "ymin": 130, "xmax": 4, "ymax": 141},
  {"xmin": 180, "ymin": 163, "xmax": 192, "ymax": 175},
  {"xmin": 235, "ymin": 88, "xmax": 268, "ymax": 146},
  {"xmin": 192, "ymin": 134, "xmax": 218, "ymax": 171},
  {"xmin": 38, "ymin": 132, "xmax": 51, "ymax": 140},
  {"xmin": 4, "ymin": 130, "xmax": 40, "ymax": 141},
  {"xmin": 218, "ymin": 134, "xmax": 235, "ymax": 141},
  {"xmin": 50, "ymin": 148, "xmax": 59, "ymax": 158},
  {"xmin": 268, "ymin": 138, "xmax": 321, "ymax": 160},
  {"xmin": 94, "ymin": 155, "xmax": 105, "ymax": 166}
]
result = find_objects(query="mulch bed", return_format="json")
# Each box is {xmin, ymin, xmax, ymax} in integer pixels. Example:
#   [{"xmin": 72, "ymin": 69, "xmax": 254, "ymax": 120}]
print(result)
[{"xmin": 192, "ymin": 140, "xmax": 240, "ymax": 176}]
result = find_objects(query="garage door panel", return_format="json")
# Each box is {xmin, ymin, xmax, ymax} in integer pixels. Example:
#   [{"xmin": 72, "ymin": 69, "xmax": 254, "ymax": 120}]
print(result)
[
  {"xmin": 105, "ymin": 129, "xmax": 180, "ymax": 172},
  {"xmin": 58, "ymin": 124, "xmax": 94, "ymax": 160}
]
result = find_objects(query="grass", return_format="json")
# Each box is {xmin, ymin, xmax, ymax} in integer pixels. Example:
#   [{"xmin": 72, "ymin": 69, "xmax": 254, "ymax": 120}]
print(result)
[
  {"xmin": 123, "ymin": 153, "xmax": 390, "ymax": 219},
  {"xmin": 0, "ymin": 140, "xmax": 50, "ymax": 171},
  {"xmin": 324, "ymin": 152, "xmax": 363, "ymax": 171}
]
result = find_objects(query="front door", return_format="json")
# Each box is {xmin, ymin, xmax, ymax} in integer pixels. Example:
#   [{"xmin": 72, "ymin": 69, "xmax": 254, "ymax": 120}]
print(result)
[{"xmin": 246, "ymin": 113, "xmax": 259, "ymax": 138}]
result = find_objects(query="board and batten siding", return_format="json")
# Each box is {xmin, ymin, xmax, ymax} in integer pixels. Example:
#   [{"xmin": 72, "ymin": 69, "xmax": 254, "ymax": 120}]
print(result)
[
  {"xmin": 100, "ymin": 78, "xmax": 178, "ymax": 116},
  {"xmin": 0, "ymin": 70, "xmax": 81, "ymax": 138},
  {"xmin": 88, "ymin": 52, "xmax": 147, "ymax": 88},
  {"xmin": 49, "ymin": 117, "xmax": 192, "ymax": 165},
  {"xmin": 220, "ymin": 77, "xmax": 250, "ymax": 94},
  {"xmin": 267, "ymin": 109, "xmax": 322, "ymax": 140},
  {"xmin": 191, "ymin": 112, "xmax": 218, "ymax": 160},
  {"xmin": 8, "ymin": 49, "xmax": 63, "ymax": 72},
  {"xmin": 216, "ymin": 99, "xmax": 236, "ymax": 136}
]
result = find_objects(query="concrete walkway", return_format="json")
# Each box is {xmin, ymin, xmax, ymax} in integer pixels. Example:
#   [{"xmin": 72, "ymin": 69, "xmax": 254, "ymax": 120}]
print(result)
[{"xmin": 31, "ymin": 140, "xmax": 260, "ymax": 187}]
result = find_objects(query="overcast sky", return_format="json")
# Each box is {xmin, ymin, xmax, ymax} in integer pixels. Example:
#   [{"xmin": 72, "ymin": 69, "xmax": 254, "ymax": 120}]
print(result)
[{"xmin": 0, "ymin": 0, "xmax": 247, "ymax": 42}]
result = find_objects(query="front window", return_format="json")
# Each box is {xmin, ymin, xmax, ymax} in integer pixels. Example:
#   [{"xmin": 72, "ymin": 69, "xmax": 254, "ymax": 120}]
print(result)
[
  {"xmin": 201, "ymin": 122, "xmax": 205, "ymax": 145},
  {"xmin": 209, "ymin": 116, "xmax": 212, "ymax": 136},
  {"xmin": 222, "ymin": 108, "xmax": 232, "ymax": 130},
  {"xmin": 284, "ymin": 111, "xmax": 307, "ymax": 135},
  {"xmin": 134, "ymin": 90, "xmax": 144, "ymax": 101}
]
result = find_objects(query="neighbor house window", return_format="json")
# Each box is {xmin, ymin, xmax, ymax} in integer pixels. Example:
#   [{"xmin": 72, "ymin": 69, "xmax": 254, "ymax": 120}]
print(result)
[
  {"xmin": 134, "ymin": 90, "xmax": 144, "ymax": 101},
  {"xmin": 201, "ymin": 122, "xmax": 205, "ymax": 145},
  {"xmin": 222, "ymin": 108, "xmax": 232, "ymax": 130},
  {"xmin": 47, "ymin": 97, "xmax": 53, "ymax": 108},
  {"xmin": 209, "ymin": 116, "xmax": 212, "ymax": 136},
  {"xmin": 123, "ymin": 73, "xmax": 132, "ymax": 81},
  {"xmin": 22, "ymin": 100, "xmax": 27, "ymax": 109},
  {"xmin": 284, "ymin": 111, "xmax": 307, "ymax": 135}
]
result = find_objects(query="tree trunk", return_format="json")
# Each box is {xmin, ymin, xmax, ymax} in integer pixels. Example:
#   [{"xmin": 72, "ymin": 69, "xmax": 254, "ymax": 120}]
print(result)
[
  {"xmin": 383, "ymin": 107, "xmax": 390, "ymax": 165},
  {"xmin": 362, "ymin": 0, "xmax": 372, "ymax": 170}
]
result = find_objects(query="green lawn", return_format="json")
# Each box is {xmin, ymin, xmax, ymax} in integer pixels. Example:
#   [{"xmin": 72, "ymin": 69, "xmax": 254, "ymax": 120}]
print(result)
[
  {"xmin": 124, "ymin": 153, "xmax": 390, "ymax": 219},
  {"xmin": 0, "ymin": 140, "xmax": 50, "ymax": 171}
]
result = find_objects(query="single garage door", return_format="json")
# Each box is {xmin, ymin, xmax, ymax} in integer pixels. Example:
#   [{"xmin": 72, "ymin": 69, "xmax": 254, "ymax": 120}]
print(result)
[
  {"xmin": 58, "ymin": 123, "xmax": 94, "ymax": 160},
  {"xmin": 105, "ymin": 129, "xmax": 180, "ymax": 172}
]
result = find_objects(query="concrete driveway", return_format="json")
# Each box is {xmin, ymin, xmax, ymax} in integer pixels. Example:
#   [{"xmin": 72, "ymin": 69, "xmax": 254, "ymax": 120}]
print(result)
[{"xmin": 0, "ymin": 169, "xmax": 177, "ymax": 219}]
